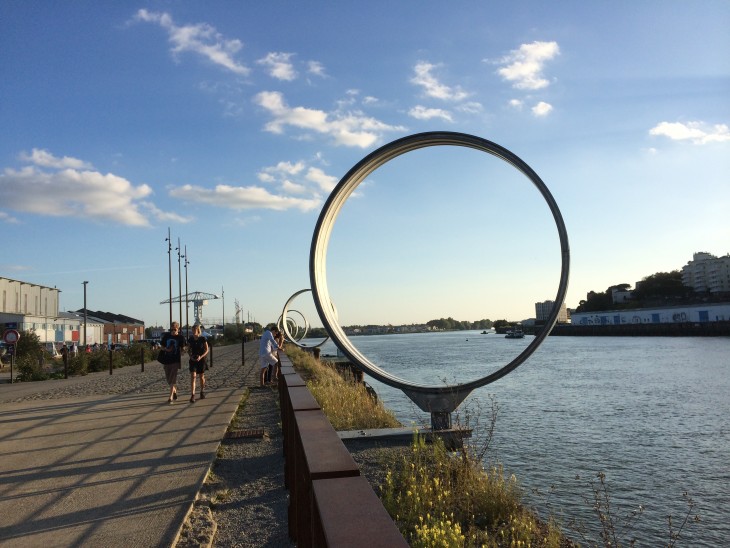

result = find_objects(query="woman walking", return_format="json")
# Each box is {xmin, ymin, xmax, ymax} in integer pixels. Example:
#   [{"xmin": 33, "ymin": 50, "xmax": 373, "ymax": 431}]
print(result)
[{"xmin": 187, "ymin": 324, "xmax": 209, "ymax": 403}]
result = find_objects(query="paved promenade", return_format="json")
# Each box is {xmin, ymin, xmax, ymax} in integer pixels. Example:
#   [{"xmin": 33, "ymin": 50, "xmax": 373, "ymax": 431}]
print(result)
[{"xmin": 0, "ymin": 343, "xmax": 258, "ymax": 547}]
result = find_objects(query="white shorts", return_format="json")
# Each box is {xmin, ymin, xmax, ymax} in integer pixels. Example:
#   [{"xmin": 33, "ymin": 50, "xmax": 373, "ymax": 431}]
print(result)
[{"xmin": 259, "ymin": 354, "xmax": 276, "ymax": 369}]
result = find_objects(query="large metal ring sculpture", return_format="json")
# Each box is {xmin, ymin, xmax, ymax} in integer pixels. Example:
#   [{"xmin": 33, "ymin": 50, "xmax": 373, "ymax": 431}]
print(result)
[
  {"xmin": 277, "ymin": 309, "xmax": 309, "ymax": 342},
  {"xmin": 310, "ymin": 131, "xmax": 570, "ymax": 417},
  {"xmin": 281, "ymin": 289, "xmax": 330, "ymax": 349}
]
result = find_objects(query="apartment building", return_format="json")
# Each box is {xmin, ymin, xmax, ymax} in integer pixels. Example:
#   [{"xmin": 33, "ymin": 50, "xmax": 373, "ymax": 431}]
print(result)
[
  {"xmin": 681, "ymin": 252, "xmax": 730, "ymax": 294},
  {"xmin": 535, "ymin": 300, "xmax": 569, "ymax": 323}
]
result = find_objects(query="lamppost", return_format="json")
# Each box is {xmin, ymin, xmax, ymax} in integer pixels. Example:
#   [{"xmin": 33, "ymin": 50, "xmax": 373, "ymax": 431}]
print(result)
[
  {"xmin": 184, "ymin": 245, "xmax": 189, "ymax": 337},
  {"xmin": 176, "ymin": 238, "xmax": 182, "ymax": 329},
  {"xmin": 221, "ymin": 286, "xmax": 225, "ymax": 335},
  {"xmin": 165, "ymin": 228, "xmax": 172, "ymax": 327},
  {"xmin": 82, "ymin": 281, "xmax": 88, "ymax": 347}
]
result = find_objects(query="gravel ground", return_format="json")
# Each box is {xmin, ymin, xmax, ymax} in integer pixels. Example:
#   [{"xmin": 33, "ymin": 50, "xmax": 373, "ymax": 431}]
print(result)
[
  {"xmin": 2, "ymin": 345, "xmax": 408, "ymax": 548},
  {"xmin": 184, "ymin": 348, "xmax": 409, "ymax": 548}
]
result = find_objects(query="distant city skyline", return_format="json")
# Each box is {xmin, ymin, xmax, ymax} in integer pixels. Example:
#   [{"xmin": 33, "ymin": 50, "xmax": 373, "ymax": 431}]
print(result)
[{"xmin": 1, "ymin": 2, "xmax": 728, "ymax": 327}]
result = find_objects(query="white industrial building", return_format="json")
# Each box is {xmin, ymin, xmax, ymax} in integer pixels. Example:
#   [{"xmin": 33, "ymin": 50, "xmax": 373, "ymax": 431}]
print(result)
[{"xmin": 0, "ymin": 277, "xmax": 104, "ymax": 345}]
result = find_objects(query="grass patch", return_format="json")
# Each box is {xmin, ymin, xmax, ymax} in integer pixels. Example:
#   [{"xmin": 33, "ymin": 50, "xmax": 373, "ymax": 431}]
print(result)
[
  {"xmin": 382, "ymin": 435, "xmax": 565, "ymax": 547},
  {"xmin": 286, "ymin": 346, "xmax": 400, "ymax": 430}
]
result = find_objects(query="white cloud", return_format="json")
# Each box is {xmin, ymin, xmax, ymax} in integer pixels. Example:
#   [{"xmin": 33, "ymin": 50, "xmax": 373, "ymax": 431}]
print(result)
[
  {"xmin": 411, "ymin": 62, "xmax": 469, "ymax": 101},
  {"xmin": 408, "ymin": 105, "xmax": 453, "ymax": 122},
  {"xmin": 169, "ymin": 183, "xmax": 321, "ymax": 212},
  {"xmin": 455, "ymin": 102, "xmax": 483, "ymax": 114},
  {"xmin": 363, "ymin": 96, "xmax": 378, "ymax": 105},
  {"xmin": 0, "ymin": 211, "xmax": 20, "ymax": 224},
  {"xmin": 532, "ymin": 101, "xmax": 553, "ymax": 117},
  {"xmin": 0, "ymin": 165, "xmax": 154, "ymax": 226},
  {"xmin": 649, "ymin": 121, "xmax": 730, "ymax": 144},
  {"xmin": 253, "ymin": 91, "xmax": 405, "ymax": 148},
  {"xmin": 256, "ymin": 160, "xmax": 338, "ymax": 195},
  {"xmin": 134, "ymin": 9, "xmax": 249, "ymax": 75},
  {"xmin": 19, "ymin": 148, "xmax": 93, "ymax": 170},
  {"xmin": 140, "ymin": 201, "xmax": 192, "ymax": 223},
  {"xmin": 257, "ymin": 52, "xmax": 297, "ymax": 81},
  {"xmin": 306, "ymin": 167, "xmax": 338, "ymax": 193},
  {"xmin": 307, "ymin": 61, "xmax": 326, "ymax": 77},
  {"xmin": 259, "ymin": 161, "xmax": 306, "ymax": 179},
  {"xmin": 282, "ymin": 180, "xmax": 307, "ymax": 194},
  {"xmin": 496, "ymin": 41, "xmax": 560, "ymax": 90},
  {"xmin": 509, "ymin": 99, "xmax": 523, "ymax": 110}
]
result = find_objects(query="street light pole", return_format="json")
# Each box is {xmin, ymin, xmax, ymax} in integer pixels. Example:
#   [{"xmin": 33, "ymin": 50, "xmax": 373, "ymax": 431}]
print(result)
[
  {"xmin": 177, "ymin": 238, "xmax": 182, "ymax": 329},
  {"xmin": 166, "ymin": 228, "xmax": 172, "ymax": 327},
  {"xmin": 82, "ymin": 281, "xmax": 88, "ymax": 347},
  {"xmin": 184, "ymin": 245, "xmax": 189, "ymax": 337}
]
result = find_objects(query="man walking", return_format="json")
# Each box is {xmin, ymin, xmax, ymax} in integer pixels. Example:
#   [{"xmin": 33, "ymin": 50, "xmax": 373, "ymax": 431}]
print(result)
[{"xmin": 161, "ymin": 321, "xmax": 185, "ymax": 403}]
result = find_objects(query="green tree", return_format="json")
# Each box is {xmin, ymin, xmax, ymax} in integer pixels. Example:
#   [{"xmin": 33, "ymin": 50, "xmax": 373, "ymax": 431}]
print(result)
[
  {"xmin": 223, "ymin": 323, "xmax": 245, "ymax": 344},
  {"xmin": 493, "ymin": 319, "xmax": 511, "ymax": 331},
  {"xmin": 576, "ymin": 290, "xmax": 613, "ymax": 312},
  {"xmin": 632, "ymin": 271, "xmax": 692, "ymax": 302}
]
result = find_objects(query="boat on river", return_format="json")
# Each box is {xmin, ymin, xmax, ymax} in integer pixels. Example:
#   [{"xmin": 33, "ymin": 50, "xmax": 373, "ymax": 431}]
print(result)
[{"xmin": 505, "ymin": 328, "xmax": 524, "ymax": 339}]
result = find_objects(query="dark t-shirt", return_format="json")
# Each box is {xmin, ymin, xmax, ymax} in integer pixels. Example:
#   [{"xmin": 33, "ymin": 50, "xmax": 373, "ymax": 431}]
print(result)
[
  {"xmin": 161, "ymin": 332, "xmax": 186, "ymax": 362},
  {"xmin": 187, "ymin": 336, "xmax": 208, "ymax": 363}
]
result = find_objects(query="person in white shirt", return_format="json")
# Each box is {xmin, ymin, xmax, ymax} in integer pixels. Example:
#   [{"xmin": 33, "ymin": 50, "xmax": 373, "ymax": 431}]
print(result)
[{"xmin": 258, "ymin": 326, "xmax": 281, "ymax": 387}]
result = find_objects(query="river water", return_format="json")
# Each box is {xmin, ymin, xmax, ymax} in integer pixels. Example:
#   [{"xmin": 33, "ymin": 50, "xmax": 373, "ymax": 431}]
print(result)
[{"xmin": 305, "ymin": 332, "xmax": 729, "ymax": 546}]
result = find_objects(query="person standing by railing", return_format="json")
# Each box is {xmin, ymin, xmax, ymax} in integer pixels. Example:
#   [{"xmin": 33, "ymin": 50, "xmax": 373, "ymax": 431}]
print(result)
[
  {"xmin": 258, "ymin": 325, "xmax": 280, "ymax": 387},
  {"xmin": 274, "ymin": 329, "xmax": 285, "ymax": 382}
]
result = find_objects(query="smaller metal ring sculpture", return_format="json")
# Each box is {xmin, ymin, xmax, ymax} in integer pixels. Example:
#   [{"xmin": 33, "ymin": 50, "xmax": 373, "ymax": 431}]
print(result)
[
  {"xmin": 310, "ymin": 131, "xmax": 570, "ymax": 416},
  {"xmin": 277, "ymin": 309, "xmax": 309, "ymax": 342},
  {"xmin": 281, "ymin": 289, "xmax": 330, "ymax": 349}
]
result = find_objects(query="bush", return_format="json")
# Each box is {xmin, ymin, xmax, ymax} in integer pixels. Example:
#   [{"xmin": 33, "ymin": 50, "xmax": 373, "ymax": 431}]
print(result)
[
  {"xmin": 15, "ymin": 354, "xmax": 50, "ymax": 382},
  {"xmin": 87, "ymin": 350, "xmax": 110, "ymax": 372},
  {"xmin": 379, "ymin": 435, "xmax": 563, "ymax": 547},
  {"xmin": 14, "ymin": 329, "xmax": 42, "ymax": 360}
]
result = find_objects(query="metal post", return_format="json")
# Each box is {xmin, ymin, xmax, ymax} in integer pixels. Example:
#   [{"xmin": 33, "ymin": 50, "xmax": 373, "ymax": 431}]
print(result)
[
  {"xmin": 82, "ymin": 281, "xmax": 88, "ymax": 347},
  {"xmin": 242, "ymin": 335, "xmax": 245, "ymax": 366},
  {"xmin": 166, "ymin": 228, "xmax": 173, "ymax": 327},
  {"xmin": 177, "ymin": 238, "xmax": 182, "ymax": 329},
  {"xmin": 109, "ymin": 348, "xmax": 113, "ymax": 375},
  {"xmin": 431, "ymin": 411, "xmax": 452, "ymax": 431},
  {"xmin": 184, "ymin": 246, "xmax": 189, "ymax": 338}
]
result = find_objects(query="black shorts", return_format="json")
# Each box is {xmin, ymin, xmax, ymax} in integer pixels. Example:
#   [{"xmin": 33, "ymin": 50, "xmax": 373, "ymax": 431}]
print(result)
[{"xmin": 189, "ymin": 360, "xmax": 206, "ymax": 374}]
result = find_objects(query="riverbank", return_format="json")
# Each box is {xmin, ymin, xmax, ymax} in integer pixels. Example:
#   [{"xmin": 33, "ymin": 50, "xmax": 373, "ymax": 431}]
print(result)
[{"xmin": 547, "ymin": 321, "xmax": 730, "ymax": 336}]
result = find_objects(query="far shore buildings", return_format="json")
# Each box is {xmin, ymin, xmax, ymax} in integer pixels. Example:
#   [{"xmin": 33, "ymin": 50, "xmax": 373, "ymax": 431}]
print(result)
[
  {"xmin": 0, "ymin": 276, "xmax": 144, "ymax": 347},
  {"xmin": 681, "ymin": 251, "xmax": 730, "ymax": 294},
  {"xmin": 535, "ymin": 300, "xmax": 569, "ymax": 323},
  {"xmin": 570, "ymin": 251, "xmax": 730, "ymax": 327}
]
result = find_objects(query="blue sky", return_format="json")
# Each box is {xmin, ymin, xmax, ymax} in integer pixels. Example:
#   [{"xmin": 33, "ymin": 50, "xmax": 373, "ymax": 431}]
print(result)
[{"xmin": 1, "ymin": 1, "xmax": 728, "ymax": 329}]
